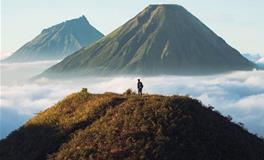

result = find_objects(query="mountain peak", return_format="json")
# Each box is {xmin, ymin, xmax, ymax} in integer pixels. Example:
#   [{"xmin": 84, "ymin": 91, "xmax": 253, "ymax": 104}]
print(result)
[
  {"xmin": 3, "ymin": 15, "xmax": 103, "ymax": 62},
  {"xmin": 146, "ymin": 4, "xmax": 185, "ymax": 12},
  {"xmin": 41, "ymin": 16, "xmax": 89, "ymax": 34},
  {"xmin": 136, "ymin": 4, "xmax": 187, "ymax": 23},
  {"xmin": 41, "ymin": 4, "xmax": 253, "ymax": 78},
  {"xmin": 65, "ymin": 15, "xmax": 89, "ymax": 25},
  {"xmin": 148, "ymin": 4, "xmax": 183, "ymax": 8}
]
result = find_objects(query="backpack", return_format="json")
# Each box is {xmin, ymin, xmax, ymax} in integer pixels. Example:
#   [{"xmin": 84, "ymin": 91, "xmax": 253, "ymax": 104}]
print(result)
[{"xmin": 139, "ymin": 82, "xmax": 143, "ymax": 89}]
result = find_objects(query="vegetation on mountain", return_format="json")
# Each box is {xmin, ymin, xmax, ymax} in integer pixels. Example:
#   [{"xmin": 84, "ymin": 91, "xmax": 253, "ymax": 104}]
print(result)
[
  {"xmin": 42, "ymin": 4, "xmax": 254, "ymax": 78},
  {"xmin": 1, "ymin": 89, "xmax": 264, "ymax": 160}
]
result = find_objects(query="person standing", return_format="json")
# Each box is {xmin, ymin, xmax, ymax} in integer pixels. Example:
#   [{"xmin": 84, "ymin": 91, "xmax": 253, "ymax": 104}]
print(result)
[{"xmin": 137, "ymin": 79, "xmax": 144, "ymax": 96}]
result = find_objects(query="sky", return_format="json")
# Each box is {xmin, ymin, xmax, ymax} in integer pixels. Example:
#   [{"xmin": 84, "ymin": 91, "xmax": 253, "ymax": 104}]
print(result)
[{"xmin": 1, "ymin": 0, "xmax": 264, "ymax": 56}]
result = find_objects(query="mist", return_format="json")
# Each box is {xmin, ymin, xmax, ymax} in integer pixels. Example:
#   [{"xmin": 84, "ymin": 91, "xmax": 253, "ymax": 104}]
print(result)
[
  {"xmin": 1, "ymin": 61, "xmax": 264, "ymax": 139},
  {"xmin": 0, "ymin": 60, "xmax": 59, "ymax": 85}
]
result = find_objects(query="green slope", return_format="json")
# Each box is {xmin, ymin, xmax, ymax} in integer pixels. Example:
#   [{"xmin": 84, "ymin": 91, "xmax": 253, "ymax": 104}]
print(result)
[
  {"xmin": 1, "ymin": 89, "xmax": 264, "ymax": 160},
  {"xmin": 42, "ymin": 4, "xmax": 254, "ymax": 78}
]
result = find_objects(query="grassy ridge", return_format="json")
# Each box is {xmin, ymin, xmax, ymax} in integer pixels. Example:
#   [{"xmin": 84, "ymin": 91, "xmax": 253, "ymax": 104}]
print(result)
[{"xmin": 1, "ymin": 89, "xmax": 264, "ymax": 160}]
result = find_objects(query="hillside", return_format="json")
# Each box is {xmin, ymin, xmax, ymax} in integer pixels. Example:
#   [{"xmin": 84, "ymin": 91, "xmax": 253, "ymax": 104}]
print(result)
[
  {"xmin": 1, "ymin": 89, "xmax": 264, "ymax": 160},
  {"xmin": 41, "ymin": 4, "xmax": 254, "ymax": 78},
  {"xmin": 3, "ymin": 16, "xmax": 103, "ymax": 62}
]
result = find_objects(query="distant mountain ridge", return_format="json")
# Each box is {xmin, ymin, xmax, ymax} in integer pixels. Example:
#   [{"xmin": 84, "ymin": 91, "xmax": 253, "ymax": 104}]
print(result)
[
  {"xmin": 242, "ymin": 53, "xmax": 264, "ymax": 69},
  {"xmin": 257, "ymin": 57, "xmax": 264, "ymax": 69},
  {"xmin": 0, "ymin": 90, "xmax": 264, "ymax": 160},
  {"xmin": 41, "ymin": 4, "xmax": 254, "ymax": 78},
  {"xmin": 243, "ymin": 53, "xmax": 262, "ymax": 62},
  {"xmin": 258, "ymin": 57, "xmax": 264, "ymax": 63},
  {"xmin": 3, "ymin": 16, "xmax": 103, "ymax": 62}
]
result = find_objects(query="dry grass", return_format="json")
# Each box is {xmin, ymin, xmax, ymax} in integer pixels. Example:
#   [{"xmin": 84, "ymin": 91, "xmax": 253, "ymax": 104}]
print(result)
[{"xmin": 1, "ymin": 89, "xmax": 264, "ymax": 160}]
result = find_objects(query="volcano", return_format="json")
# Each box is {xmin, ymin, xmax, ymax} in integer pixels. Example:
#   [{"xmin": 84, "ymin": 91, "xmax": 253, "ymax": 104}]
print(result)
[
  {"xmin": 41, "ymin": 4, "xmax": 254, "ymax": 77},
  {"xmin": 3, "ymin": 16, "xmax": 103, "ymax": 62}
]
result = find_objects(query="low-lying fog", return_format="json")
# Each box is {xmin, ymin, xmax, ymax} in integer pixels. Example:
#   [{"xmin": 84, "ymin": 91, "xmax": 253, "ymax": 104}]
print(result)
[{"xmin": 1, "ymin": 61, "xmax": 264, "ymax": 139}]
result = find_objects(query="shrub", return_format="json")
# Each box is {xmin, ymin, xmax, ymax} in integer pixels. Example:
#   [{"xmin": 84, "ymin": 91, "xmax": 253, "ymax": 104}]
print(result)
[
  {"xmin": 238, "ymin": 122, "xmax": 244, "ymax": 127},
  {"xmin": 226, "ymin": 115, "xmax": 233, "ymax": 121},
  {"xmin": 123, "ymin": 88, "xmax": 135, "ymax": 96},
  {"xmin": 81, "ymin": 88, "xmax": 88, "ymax": 93},
  {"xmin": 208, "ymin": 105, "xmax": 214, "ymax": 110}
]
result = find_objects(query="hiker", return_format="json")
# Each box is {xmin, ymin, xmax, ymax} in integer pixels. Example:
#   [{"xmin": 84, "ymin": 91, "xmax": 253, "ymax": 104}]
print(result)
[{"xmin": 137, "ymin": 79, "xmax": 144, "ymax": 95}]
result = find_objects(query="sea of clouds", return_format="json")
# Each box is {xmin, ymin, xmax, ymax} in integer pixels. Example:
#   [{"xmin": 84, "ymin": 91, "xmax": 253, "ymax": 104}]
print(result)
[{"xmin": 1, "ymin": 61, "xmax": 264, "ymax": 139}]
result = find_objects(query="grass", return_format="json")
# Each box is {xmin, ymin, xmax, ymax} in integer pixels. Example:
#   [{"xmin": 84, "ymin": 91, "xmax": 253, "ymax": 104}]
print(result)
[{"xmin": 1, "ymin": 89, "xmax": 264, "ymax": 160}]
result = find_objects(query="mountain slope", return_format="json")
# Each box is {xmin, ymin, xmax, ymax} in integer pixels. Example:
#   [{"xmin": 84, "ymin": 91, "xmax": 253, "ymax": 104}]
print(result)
[
  {"xmin": 1, "ymin": 89, "xmax": 264, "ymax": 160},
  {"xmin": 3, "ymin": 16, "xmax": 103, "ymax": 62},
  {"xmin": 42, "ymin": 4, "xmax": 254, "ymax": 78}
]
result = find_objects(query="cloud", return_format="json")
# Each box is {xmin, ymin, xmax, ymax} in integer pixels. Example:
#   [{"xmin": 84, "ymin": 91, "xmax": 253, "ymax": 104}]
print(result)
[
  {"xmin": 0, "ymin": 52, "xmax": 13, "ymax": 60},
  {"xmin": 0, "ymin": 60, "xmax": 59, "ymax": 85},
  {"xmin": 1, "ymin": 62, "xmax": 264, "ymax": 139},
  {"xmin": 242, "ymin": 53, "xmax": 262, "ymax": 62},
  {"xmin": 257, "ymin": 57, "xmax": 264, "ymax": 63}
]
